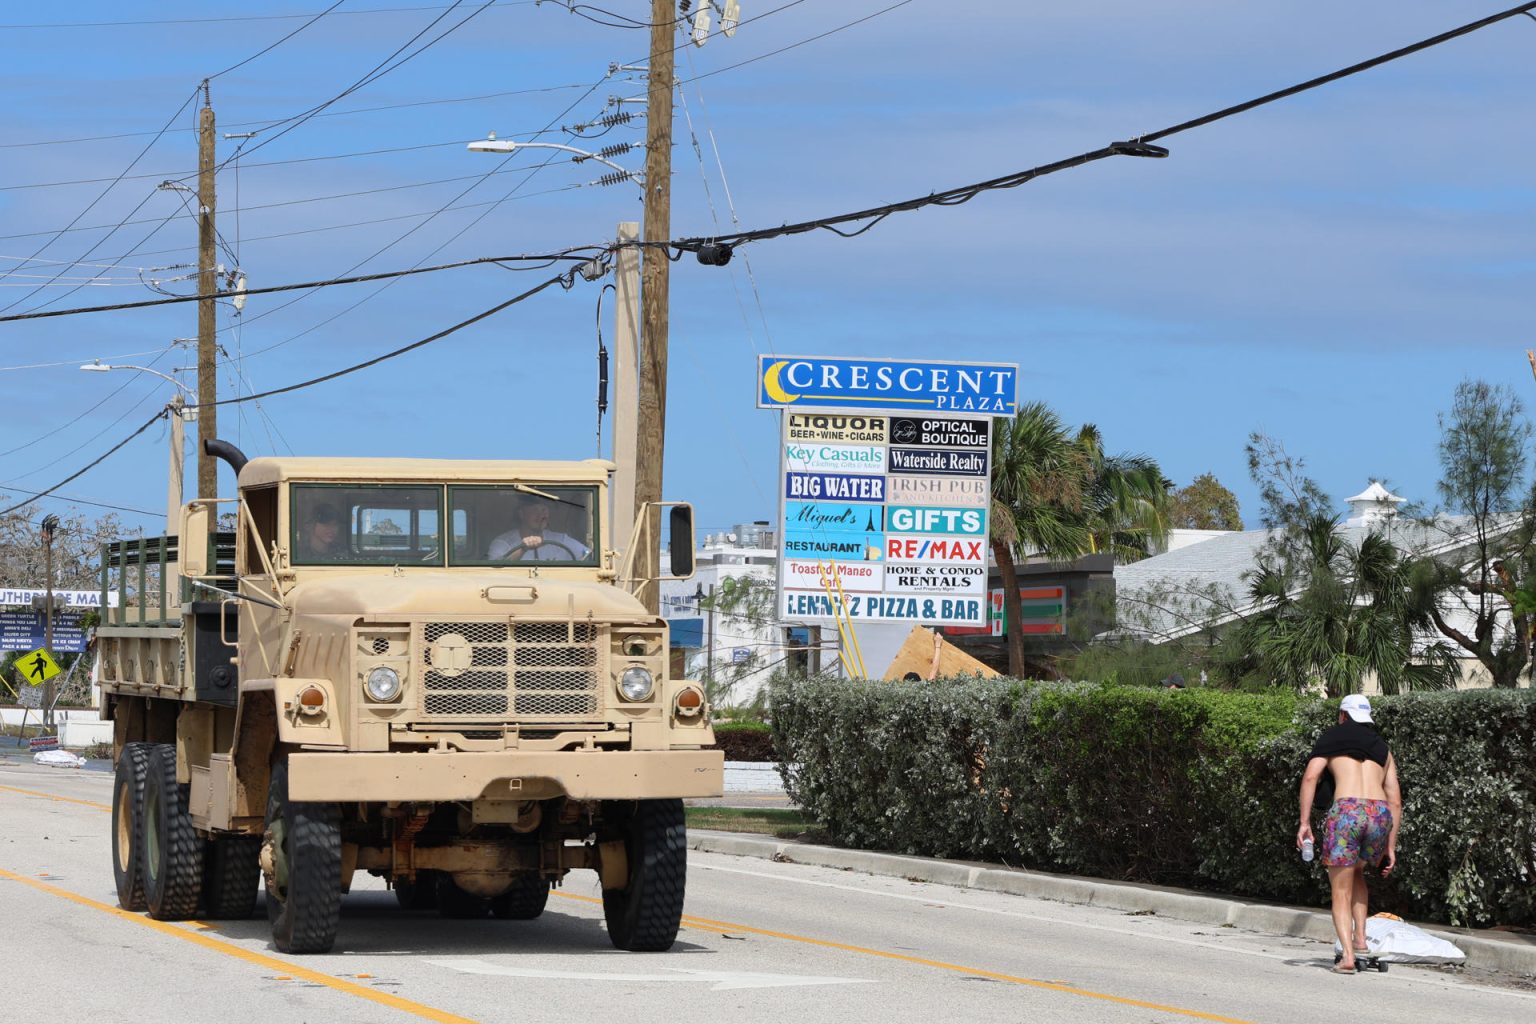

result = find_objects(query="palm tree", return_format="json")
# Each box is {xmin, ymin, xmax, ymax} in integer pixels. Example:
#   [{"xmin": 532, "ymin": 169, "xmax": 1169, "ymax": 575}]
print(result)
[
  {"xmin": 1074, "ymin": 424, "xmax": 1173, "ymax": 562},
  {"xmin": 1224, "ymin": 512, "xmax": 1458, "ymax": 695},
  {"xmin": 989, "ymin": 402, "xmax": 1090, "ymax": 676}
]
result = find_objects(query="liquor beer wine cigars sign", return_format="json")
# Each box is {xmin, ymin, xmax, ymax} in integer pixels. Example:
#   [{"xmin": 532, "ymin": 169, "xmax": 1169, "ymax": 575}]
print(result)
[{"xmin": 764, "ymin": 355, "xmax": 1017, "ymax": 628}]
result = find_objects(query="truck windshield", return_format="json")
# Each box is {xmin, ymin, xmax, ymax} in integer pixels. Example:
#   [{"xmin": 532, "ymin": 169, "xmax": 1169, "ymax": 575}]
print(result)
[
  {"xmin": 291, "ymin": 485, "xmax": 443, "ymax": 565},
  {"xmin": 449, "ymin": 485, "xmax": 598, "ymax": 567}
]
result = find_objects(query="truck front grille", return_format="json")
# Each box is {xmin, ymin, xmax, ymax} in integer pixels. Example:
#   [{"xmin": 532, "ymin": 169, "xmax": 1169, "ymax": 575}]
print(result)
[{"xmin": 420, "ymin": 621, "xmax": 600, "ymax": 719}]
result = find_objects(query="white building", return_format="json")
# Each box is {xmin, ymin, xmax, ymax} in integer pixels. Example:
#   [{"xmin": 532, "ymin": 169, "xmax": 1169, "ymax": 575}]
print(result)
[{"xmin": 660, "ymin": 522, "xmax": 792, "ymax": 706}]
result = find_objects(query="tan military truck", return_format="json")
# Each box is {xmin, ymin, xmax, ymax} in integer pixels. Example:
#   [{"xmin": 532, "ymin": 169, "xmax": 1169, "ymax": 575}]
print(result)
[{"xmin": 98, "ymin": 440, "xmax": 721, "ymax": 953}]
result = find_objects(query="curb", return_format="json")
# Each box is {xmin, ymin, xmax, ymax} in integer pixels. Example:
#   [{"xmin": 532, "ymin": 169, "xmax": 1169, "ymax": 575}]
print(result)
[{"xmin": 689, "ymin": 830, "xmax": 1536, "ymax": 979}]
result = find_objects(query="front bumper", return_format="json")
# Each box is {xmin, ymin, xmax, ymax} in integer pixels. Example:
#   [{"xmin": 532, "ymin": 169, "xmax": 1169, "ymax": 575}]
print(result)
[{"xmin": 286, "ymin": 748, "xmax": 724, "ymax": 802}]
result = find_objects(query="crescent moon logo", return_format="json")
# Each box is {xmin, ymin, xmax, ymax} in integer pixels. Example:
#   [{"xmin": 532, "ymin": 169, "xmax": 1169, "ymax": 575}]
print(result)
[{"xmin": 763, "ymin": 360, "xmax": 800, "ymax": 404}]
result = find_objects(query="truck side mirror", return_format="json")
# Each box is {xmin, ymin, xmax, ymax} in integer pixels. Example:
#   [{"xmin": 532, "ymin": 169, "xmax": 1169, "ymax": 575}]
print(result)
[
  {"xmin": 667, "ymin": 504, "xmax": 695, "ymax": 579},
  {"xmin": 181, "ymin": 505, "xmax": 210, "ymax": 576}
]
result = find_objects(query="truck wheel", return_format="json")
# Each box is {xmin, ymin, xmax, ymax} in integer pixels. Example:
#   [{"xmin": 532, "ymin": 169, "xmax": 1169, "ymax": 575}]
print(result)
[
  {"xmin": 602, "ymin": 799, "xmax": 686, "ymax": 952},
  {"xmin": 435, "ymin": 875, "xmax": 491, "ymax": 919},
  {"xmin": 263, "ymin": 756, "xmax": 342, "ymax": 954},
  {"xmin": 490, "ymin": 874, "xmax": 550, "ymax": 920},
  {"xmin": 112, "ymin": 742, "xmax": 152, "ymax": 911},
  {"xmin": 141, "ymin": 744, "xmax": 205, "ymax": 920},
  {"xmin": 394, "ymin": 870, "xmax": 439, "ymax": 910},
  {"xmin": 202, "ymin": 837, "xmax": 262, "ymax": 919}
]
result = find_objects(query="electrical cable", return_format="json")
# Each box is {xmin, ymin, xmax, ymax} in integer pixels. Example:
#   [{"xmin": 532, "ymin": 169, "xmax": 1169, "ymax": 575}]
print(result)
[
  {"xmin": 679, "ymin": 0, "xmax": 915, "ymax": 85},
  {"xmin": 0, "ymin": 248, "xmax": 603, "ymax": 323},
  {"xmin": 0, "ymin": 84, "xmax": 590, "ymax": 151},
  {"xmin": 663, "ymin": 0, "xmax": 1536, "ymax": 255},
  {"xmin": 0, "ymin": 485, "xmax": 159, "ymax": 517},
  {"xmin": 0, "ymin": 409, "xmax": 169, "ymax": 517},
  {"xmin": 206, "ymin": 0, "xmax": 345, "ymax": 81},
  {"xmin": 4, "ymin": 267, "xmax": 589, "ymax": 515},
  {"xmin": 217, "ymin": 0, "xmax": 493, "ymax": 169},
  {"xmin": 0, "ymin": 86, "xmax": 198, "ymax": 306},
  {"xmin": 0, "ymin": 4, "xmax": 531, "ymax": 30},
  {"xmin": 196, "ymin": 270, "xmax": 578, "ymax": 407}
]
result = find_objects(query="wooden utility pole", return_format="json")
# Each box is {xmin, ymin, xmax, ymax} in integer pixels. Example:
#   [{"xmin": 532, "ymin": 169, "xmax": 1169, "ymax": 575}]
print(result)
[
  {"xmin": 197, "ymin": 83, "xmax": 218, "ymax": 504},
  {"xmin": 634, "ymin": 0, "xmax": 675, "ymax": 614},
  {"xmin": 40, "ymin": 514, "xmax": 58, "ymax": 727}
]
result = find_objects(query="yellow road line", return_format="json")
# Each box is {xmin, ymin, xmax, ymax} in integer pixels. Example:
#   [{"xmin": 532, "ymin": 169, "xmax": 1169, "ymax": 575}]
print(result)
[
  {"xmin": 557, "ymin": 892, "xmax": 1255, "ymax": 1024},
  {"xmin": 0, "ymin": 783, "xmax": 112, "ymax": 812},
  {"xmin": 5, "ymin": 777, "xmax": 1252, "ymax": 1022},
  {"xmin": 0, "ymin": 867, "xmax": 477, "ymax": 1024}
]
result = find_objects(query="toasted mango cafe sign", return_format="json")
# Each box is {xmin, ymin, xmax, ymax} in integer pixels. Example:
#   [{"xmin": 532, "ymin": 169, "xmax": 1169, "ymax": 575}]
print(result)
[{"xmin": 758, "ymin": 355, "xmax": 1018, "ymax": 415}]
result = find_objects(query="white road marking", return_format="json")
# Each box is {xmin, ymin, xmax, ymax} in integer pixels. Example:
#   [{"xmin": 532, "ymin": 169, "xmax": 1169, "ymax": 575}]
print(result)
[
  {"xmin": 691, "ymin": 859, "xmax": 1536, "ymax": 1003},
  {"xmin": 427, "ymin": 958, "xmax": 874, "ymax": 991}
]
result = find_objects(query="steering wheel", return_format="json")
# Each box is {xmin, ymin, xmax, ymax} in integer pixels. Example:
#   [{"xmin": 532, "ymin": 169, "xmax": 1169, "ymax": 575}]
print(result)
[{"xmin": 505, "ymin": 538, "xmax": 579, "ymax": 562}]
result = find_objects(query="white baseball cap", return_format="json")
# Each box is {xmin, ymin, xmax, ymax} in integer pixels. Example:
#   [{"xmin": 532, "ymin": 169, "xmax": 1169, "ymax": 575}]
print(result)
[{"xmin": 1340, "ymin": 694, "xmax": 1373, "ymax": 723}]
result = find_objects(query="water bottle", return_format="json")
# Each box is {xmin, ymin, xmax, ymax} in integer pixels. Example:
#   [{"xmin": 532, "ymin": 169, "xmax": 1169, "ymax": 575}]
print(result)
[{"xmin": 1301, "ymin": 838, "xmax": 1315, "ymax": 862}]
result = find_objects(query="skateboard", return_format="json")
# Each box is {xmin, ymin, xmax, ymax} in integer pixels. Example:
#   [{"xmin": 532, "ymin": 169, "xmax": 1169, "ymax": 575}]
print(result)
[{"xmin": 1334, "ymin": 950, "xmax": 1389, "ymax": 973}]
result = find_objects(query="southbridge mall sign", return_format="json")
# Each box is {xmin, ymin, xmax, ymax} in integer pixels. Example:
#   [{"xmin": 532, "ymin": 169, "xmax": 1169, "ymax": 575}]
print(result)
[{"xmin": 761, "ymin": 356, "xmax": 1019, "ymax": 629}]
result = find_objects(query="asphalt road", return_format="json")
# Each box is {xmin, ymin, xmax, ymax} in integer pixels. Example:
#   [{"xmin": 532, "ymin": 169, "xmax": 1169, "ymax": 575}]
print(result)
[{"xmin": 2, "ymin": 756, "xmax": 1531, "ymax": 1024}]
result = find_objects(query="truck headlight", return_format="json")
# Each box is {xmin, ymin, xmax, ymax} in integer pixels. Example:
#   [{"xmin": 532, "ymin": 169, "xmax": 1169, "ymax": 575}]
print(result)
[
  {"xmin": 619, "ymin": 666, "xmax": 654, "ymax": 702},
  {"xmin": 365, "ymin": 666, "xmax": 402, "ymax": 702}
]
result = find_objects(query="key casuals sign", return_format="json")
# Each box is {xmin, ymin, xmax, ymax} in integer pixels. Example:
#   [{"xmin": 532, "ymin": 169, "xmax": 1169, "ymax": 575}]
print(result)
[{"xmin": 770, "ymin": 357, "xmax": 1016, "ymax": 627}]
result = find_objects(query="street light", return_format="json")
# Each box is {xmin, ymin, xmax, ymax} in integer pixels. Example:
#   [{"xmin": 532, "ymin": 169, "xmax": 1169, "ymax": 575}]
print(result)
[
  {"xmin": 78, "ymin": 361, "xmax": 195, "ymax": 535},
  {"xmin": 466, "ymin": 134, "xmax": 643, "ymax": 188}
]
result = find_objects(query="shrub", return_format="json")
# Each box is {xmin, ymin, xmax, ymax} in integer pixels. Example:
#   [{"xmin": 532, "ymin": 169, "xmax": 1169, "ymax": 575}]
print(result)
[
  {"xmin": 770, "ymin": 678, "xmax": 1536, "ymax": 927},
  {"xmin": 709, "ymin": 720, "xmax": 776, "ymax": 762}
]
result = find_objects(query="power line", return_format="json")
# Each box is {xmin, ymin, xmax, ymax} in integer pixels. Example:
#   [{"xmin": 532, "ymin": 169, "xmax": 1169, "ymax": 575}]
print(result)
[
  {"xmin": 0, "ymin": 84, "xmax": 591, "ymax": 150},
  {"xmin": 0, "ymin": 3, "xmax": 529, "ymax": 30},
  {"xmin": 207, "ymin": 0, "xmax": 345, "ymax": 81},
  {"xmin": 218, "ymin": 0, "xmax": 494, "ymax": 169},
  {"xmin": 0, "ymin": 409, "xmax": 169, "ymax": 517},
  {"xmin": 1, "ymin": 270, "xmax": 583, "ymax": 516},
  {"xmin": 664, "ymin": 0, "xmax": 1536, "ymax": 256},
  {"xmin": 0, "ymin": 485, "xmax": 159, "ymax": 518},
  {"xmin": 0, "ymin": 248, "xmax": 603, "ymax": 323},
  {"xmin": 679, "ymin": 0, "xmax": 914, "ymax": 85}
]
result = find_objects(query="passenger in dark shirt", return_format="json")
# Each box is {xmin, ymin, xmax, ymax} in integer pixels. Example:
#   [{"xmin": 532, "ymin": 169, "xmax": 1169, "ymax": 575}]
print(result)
[{"xmin": 1297, "ymin": 694, "xmax": 1401, "ymax": 973}]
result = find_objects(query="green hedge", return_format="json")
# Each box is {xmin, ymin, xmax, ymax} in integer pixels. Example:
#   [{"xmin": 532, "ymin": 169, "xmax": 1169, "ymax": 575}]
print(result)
[
  {"xmin": 709, "ymin": 721, "xmax": 776, "ymax": 762},
  {"xmin": 769, "ymin": 678, "xmax": 1536, "ymax": 927}
]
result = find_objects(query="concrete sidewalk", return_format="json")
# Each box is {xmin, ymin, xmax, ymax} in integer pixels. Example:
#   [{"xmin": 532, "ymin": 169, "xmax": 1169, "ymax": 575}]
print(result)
[{"xmin": 689, "ymin": 828, "xmax": 1536, "ymax": 980}]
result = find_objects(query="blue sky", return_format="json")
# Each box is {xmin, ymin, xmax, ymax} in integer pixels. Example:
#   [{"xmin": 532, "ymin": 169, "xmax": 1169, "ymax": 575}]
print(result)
[{"xmin": 1, "ymin": 0, "xmax": 1534, "ymax": 541}]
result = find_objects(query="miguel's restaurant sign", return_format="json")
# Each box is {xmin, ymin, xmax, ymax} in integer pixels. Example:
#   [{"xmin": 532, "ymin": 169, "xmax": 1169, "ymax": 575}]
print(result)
[{"xmin": 765, "ymin": 354, "xmax": 1019, "ymax": 631}]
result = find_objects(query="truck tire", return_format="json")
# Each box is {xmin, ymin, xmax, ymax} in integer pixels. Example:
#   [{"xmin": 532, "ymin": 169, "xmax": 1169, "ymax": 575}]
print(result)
[
  {"xmin": 263, "ymin": 756, "xmax": 342, "ymax": 954},
  {"xmin": 490, "ymin": 874, "xmax": 550, "ymax": 920},
  {"xmin": 112, "ymin": 742, "xmax": 152, "ymax": 911},
  {"xmin": 141, "ymin": 744, "xmax": 205, "ymax": 920},
  {"xmin": 202, "ymin": 837, "xmax": 262, "ymax": 919},
  {"xmin": 602, "ymin": 799, "xmax": 686, "ymax": 952},
  {"xmin": 435, "ymin": 875, "xmax": 491, "ymax": 919},
  {"xmin": 394, "ymin": 870, "xmax": 439, "ymax": 910}
]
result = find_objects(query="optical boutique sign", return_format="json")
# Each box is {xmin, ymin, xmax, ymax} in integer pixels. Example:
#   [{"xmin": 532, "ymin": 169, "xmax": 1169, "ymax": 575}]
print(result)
[{"xmin": 759, "ymin": 355, "xmax": 1018, "ymax": 626}]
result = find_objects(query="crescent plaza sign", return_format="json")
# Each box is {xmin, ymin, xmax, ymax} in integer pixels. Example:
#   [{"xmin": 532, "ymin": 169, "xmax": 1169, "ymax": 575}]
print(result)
[
  {"xmin": 758, "ymin": 355, "xmax": 1018, "ymax": 415},
  {"xmin": 764, "ymin": 353, "xmax": 1019, "ymax": 631}
]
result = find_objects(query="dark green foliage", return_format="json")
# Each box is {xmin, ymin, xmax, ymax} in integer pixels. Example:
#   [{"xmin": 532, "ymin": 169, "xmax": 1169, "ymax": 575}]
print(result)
[
  {"xmin": 710, "ymin": 720, "xmax": 776, "ymax": 762},
  {"xmin": 771, "ymin": 678, "xmax": 1536, "ymax": 927}
]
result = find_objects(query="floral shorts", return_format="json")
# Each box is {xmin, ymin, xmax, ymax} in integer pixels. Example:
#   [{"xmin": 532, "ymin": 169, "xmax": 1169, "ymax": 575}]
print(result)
[{"xmin": 1322, "ymin": 798, "xmax": 1392, "ymax": 867}]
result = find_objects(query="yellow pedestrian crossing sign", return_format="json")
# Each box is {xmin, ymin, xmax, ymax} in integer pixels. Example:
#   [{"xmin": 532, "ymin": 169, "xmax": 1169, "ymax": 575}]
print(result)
[{"xmin": 19, "ymin": 647, "xmax": 61, "ymax": 686}]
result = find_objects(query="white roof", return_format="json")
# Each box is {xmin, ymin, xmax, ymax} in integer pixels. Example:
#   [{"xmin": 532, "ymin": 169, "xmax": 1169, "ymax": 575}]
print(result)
[{"xmin": 1345, "ymin": 481, "xmax": 1404, "ymax": 505}]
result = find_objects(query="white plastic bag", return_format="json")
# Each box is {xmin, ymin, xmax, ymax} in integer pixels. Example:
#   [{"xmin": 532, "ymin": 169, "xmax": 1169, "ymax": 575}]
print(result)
[
  {"xmin": 33, "ymin": 750, "xmax": 87, "ymax": 769},
  {"xmin": 1333, "ymin": 916, "xmax": 1466, "ymax": 964}
]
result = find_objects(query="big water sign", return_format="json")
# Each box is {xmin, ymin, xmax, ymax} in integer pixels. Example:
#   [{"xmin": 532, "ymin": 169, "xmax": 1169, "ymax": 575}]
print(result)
[{"xmin": 763, "ymin": 358, "xmax": 1018, "ymax": 628}]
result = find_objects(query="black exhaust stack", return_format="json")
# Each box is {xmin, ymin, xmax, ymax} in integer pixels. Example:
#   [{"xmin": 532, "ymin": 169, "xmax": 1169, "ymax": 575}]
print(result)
[{"xmin": 203, "ymin": 438, "xmax": 250, "ymax": 478}]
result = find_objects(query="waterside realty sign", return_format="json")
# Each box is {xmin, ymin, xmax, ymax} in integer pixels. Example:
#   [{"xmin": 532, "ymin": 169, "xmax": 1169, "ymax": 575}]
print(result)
[{"xmin": 768, "ymin": 353, "xmax": 1018, "ymax": 629}]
